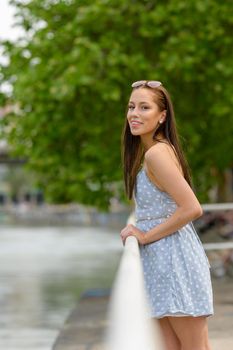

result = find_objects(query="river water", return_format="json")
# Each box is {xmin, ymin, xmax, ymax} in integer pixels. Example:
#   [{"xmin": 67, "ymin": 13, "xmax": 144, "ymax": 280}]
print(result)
[{"xmin": 0, "ymin": 223, "xmax": 122, "ymax": 350}]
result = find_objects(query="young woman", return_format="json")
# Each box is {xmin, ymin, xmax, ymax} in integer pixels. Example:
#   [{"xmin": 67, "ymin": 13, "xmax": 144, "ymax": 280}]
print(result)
[{"xmin": 120, "ymin": 80, "xmax": 214, "ymax": 350}]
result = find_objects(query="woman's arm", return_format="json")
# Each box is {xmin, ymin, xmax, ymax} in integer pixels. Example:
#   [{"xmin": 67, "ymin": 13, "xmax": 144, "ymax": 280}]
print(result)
[{"xmin": 142, "ymin": 143, "xmax": 203, "ymax": 245}]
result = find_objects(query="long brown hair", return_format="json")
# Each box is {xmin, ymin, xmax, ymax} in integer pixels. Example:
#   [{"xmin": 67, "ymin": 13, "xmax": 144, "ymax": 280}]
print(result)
[{"xmin": 121, "ymin": 84, "xmax": 192, "ymax": 200}]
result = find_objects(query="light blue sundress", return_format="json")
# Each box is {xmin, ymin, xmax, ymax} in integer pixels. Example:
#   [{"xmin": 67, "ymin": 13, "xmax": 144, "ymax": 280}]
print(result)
[{"xmin": 134, "ymin": 167, "xmax": 214, "ymax": 319}]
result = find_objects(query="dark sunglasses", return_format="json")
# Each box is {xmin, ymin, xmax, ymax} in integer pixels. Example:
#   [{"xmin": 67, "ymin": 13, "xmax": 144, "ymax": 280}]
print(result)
[{"xmin": 131, "ymin": 80, "xmax": 162, "ymax": 88}]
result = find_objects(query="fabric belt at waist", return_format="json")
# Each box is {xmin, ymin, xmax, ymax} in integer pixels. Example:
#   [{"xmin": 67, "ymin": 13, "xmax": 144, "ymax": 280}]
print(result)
[{"xmin": 135, "ymin": 216, "xmax": 168, "ymax": 223}]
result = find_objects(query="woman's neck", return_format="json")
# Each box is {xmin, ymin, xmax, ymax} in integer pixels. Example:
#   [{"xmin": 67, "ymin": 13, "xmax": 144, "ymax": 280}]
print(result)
[{"xmin": 141, "ymin": 133, "xmax": 166, "ymax": 152}]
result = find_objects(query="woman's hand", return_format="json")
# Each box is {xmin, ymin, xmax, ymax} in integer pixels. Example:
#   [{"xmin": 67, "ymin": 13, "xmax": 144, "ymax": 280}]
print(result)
[{"xmin": 120, "ymin": 224, "xmax": 145, "ymax": 245}]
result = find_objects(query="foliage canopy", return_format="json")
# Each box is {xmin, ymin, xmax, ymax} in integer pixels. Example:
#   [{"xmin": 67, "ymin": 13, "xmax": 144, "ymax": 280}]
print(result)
[{"xmin": 0, "ymin": 0, "xmax": 233, "ymax": 209}]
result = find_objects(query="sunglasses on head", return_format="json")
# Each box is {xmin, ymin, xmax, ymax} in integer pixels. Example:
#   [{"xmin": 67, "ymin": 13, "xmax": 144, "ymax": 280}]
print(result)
[{"xmin": 131, "ymin": 80, "xmax": 162, "ymax": 88}]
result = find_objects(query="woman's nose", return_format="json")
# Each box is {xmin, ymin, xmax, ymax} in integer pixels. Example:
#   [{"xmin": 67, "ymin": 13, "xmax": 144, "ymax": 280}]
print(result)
[{"xmin": 130, "ymin": 107, "xmax": 140, "ymax": 116}]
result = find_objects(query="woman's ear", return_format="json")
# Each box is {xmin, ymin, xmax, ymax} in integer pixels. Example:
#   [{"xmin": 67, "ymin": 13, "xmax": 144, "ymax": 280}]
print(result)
[
  {"xmin": 159, "ymin": 110, "xmax": 167, "ymax": 123},
  {"xmin": 163, "ymin": 110, "xmax": 167, "ymax": 120}
]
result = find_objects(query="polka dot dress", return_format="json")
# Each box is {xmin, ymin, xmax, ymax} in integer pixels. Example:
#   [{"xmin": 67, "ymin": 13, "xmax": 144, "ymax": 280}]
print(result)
[{"xmin": 134, "ymin": 168, "xmax": 214, "ymax": 319}]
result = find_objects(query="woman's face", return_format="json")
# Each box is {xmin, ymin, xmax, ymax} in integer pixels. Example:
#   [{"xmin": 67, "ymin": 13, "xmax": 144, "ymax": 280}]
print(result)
[{"xmin": 127, "ymin": 88, "xmax": 166, "ymax": 137}]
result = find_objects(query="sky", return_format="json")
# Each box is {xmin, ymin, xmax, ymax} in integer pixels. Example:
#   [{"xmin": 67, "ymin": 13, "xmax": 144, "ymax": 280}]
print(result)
[
  {"xmin": 0, "ymin": 0, "xmax": 23, "ymax": 87},
  {"xmin": 0, "ymin": 0, "xmax": 22, "ymax": 40}
]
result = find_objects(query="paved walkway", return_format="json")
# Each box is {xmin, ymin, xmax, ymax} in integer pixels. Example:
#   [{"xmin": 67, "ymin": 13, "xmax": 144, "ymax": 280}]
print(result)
[
  {"xmin": 208, "ymin": 278, "xmax": 233, "ymax": 349},
  {"xmin": 52, "ymin": 279, "xmax": 233, "ymax": 350},
  {"xmin": 52, "ymin": 289, "xmax": 109, "ymax": 350}
]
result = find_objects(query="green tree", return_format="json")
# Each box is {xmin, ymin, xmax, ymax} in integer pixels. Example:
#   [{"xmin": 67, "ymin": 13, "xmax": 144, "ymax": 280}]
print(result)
[{"xmin": 0, "ymin": 0, "xmax": 233, "ymax": 209}]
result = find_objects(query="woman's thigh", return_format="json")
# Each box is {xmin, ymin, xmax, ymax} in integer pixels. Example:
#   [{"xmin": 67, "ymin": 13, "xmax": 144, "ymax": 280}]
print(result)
[
  {"xmin": 156, "ymin": 317, "xmax": 181, "ymax": 350},
  {"xmin": 167, "ymin": 316, "xmax": 211, "ymax": 350}
]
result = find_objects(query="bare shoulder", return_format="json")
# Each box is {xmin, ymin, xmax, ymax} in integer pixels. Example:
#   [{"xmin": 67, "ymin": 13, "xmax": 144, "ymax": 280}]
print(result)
[
  {"xmin": 145, "ymin": 142, "xmax": 181, "ymax": 170},
  {"xmin": 144, "ymin": 142, "xmax": 201, "ymax": 217},
  {"xmin": 144, "ymin": 142, "xmax": 192, "ymax": 202},
  {"xmin": 145, "ymin": 142, "xmax": 171, "ymax": 156}
]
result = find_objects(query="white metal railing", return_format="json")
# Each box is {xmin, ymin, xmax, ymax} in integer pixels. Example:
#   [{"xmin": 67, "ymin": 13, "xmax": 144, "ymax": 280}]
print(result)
[
  {"xmin": 203, "ymin": 242, "xmax": 233, "ymax": 250},
  {"xmin": 105, "ymin": 235, "xmax": 164, "ymax": 350},
  {"xmin": 202, "ymin": 202, "xmax": 233, "ymax": 211}
]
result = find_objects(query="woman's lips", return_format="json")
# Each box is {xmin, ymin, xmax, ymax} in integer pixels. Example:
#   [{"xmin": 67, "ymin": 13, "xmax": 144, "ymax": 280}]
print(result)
[{"xmin": 131, "ymin": 121, "xmax": 143, "ymax": 127}]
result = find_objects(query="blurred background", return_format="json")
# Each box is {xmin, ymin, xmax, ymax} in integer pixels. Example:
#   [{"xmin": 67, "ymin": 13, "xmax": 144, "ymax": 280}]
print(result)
[{"xmin": 0, "ymin": 0, "xmax": 232, "ymax": 349}]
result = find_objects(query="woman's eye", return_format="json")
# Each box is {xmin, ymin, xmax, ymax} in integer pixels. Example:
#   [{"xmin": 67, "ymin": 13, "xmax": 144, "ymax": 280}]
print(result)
[{"xmin": 128, "ymin": 105, "xmax": 150, "ymax": 110}]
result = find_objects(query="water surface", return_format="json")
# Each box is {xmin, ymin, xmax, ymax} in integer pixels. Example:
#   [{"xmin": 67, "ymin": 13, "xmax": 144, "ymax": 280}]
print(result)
[{"xmin": 0, "ymin": 224, "xmax": 122, "ymax": 349}]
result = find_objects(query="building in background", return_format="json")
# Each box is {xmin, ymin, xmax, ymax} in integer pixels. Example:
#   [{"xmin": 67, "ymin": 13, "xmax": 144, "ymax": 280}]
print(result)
[{"xmin": 0, "ymin": 106, "xmax": 43, "ymax": 206}]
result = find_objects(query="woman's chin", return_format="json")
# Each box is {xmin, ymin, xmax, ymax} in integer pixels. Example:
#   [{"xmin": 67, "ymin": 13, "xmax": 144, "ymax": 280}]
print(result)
[{"xmin": 130, "ymin": 129, "xmax": 142, "ymax": 136}]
